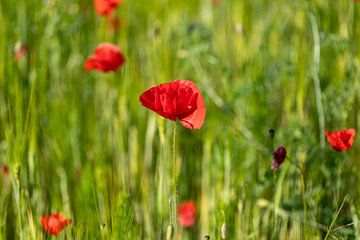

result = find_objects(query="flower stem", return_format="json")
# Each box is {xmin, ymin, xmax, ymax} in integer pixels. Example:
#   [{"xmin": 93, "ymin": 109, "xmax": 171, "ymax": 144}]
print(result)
[{"xmin": 169, "ymin": 122, "xmax": 177, "ymax": 238}]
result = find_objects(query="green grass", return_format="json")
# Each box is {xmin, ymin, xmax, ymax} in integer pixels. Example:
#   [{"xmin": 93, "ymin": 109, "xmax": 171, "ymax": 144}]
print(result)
[{"xmin": 0, "ymin": 0, "xmax": 360, "ymax": 239}]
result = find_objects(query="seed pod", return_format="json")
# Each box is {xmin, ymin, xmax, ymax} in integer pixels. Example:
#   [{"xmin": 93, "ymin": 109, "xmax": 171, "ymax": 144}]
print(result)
[
  {"xmin": 166, "ymin": 224, "xmax": 174, "ymax": 240},
  {"xmin": 221, "ymin": 223, "xmax": 227, "ymax": 239},
  {"xmin": 268, "ymin": 129, "xmax": 275, "ymax": 139}
]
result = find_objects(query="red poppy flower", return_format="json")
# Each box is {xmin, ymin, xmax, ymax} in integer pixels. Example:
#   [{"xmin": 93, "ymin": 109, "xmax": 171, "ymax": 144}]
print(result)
[
  {"xmin": 40, "ymin": 213, "xmax": 72, "ymax": 236},
  {"xmin": 325, "ymin": 128, "xmax": 356, "ymax": 151},
  {"xmin": 139, "ymin": 80, "xmax": 206, "ymax": 130},
  {"xmin": 271, "ymin": 146, "xmax": 287, "ymax": 170},
  {"xmin": 94, "ymin": 0, "xmax": 121, "ymax": 16},
  {"xmin": 177, "ymin": 200, "xmax": 196, "ymax": 227},
  {"xmin": 84, "ymin": 43, "xmax": 125, "ymax": 72},
  {"xmin": 1, "ymin": 164, "xmax": 8, "ymax": 176},
  {"xmin": 14, "ymin": 44, "xmax": 28, "ymax": 61}
]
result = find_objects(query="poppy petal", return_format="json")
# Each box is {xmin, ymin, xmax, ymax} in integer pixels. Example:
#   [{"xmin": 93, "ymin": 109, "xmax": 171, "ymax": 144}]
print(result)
[
  {"xmin": 177, "ymin": 200, "xmax": 196, "ymax": 227},
  {"xmin": 177, "ymin": 82, "xmax": 206, "ymax": 130},
  {"xmin": 40, "ymin": 213, "xmax": 72, "ymax": 236},
  {"xmin": 84, "ymin": 43, "xmax": 125, "ymax": 72},
  {"xmin": 325, "ymin": 128, "xmax": 356, "ymax": 151},
  {"xmin": 139, "ymin": 80, "xmax": 206, "ymax": 129},
  {"xmin": 94, "ymin": 0, "xmax": 121, "ymax": 16}
]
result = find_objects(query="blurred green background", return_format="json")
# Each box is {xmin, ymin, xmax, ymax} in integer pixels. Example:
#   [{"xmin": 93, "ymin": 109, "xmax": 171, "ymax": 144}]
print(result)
[{"xmin": 0, "ymin": 0, "xmax": 360, "ymax": 239}]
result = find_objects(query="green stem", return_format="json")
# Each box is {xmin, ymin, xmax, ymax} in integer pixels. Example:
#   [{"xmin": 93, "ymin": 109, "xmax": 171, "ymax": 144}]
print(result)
[
  {"xmin": 324, "ymin": 195, "xmax": 348, "ymax": 240},
  {"xmin": 170, "ymin": 122, "xmax": 177, "ymax": 237}
]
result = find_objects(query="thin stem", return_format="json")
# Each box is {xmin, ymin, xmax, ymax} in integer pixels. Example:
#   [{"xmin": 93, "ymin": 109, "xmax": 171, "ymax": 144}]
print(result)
[
  {"xmin": 324, "ymin": 195, "xmax": 348, "ymax": 240},
  {"xmin": 301, "ymin": 170, "xmax": 307, "ymax": 239},
  {"xmin": 173, "ymin": 122, "xmax": 177, "ymax": 204},
  {"xmin": 169, "ymin": 122, "xmax": 177, "ymax": 237},
  {"xmin": 273, "ymin": 172, "xmax": 278, "ymax": 240}
]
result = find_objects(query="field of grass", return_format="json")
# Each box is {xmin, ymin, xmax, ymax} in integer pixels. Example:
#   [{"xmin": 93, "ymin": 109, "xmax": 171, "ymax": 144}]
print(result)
[{"xmin": 1, "ymin": 0, "xmax": 360, "ymax": 239}]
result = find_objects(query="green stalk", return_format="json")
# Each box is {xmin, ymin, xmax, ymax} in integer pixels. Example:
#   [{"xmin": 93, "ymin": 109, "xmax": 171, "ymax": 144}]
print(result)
[
  {"xmin": 168, "ymin": 122, "xmax": 177, "ymax": 239},
  {"xmin": 324, "ymin": 195, "xmax": 348, "ymax": 240},
  {"xmin": 301, "ymin": 170, "xmax": 307, "ymax": 239}
]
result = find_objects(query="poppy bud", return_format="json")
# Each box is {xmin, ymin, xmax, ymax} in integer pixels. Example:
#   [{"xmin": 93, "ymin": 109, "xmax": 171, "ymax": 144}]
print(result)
[
  {"xmin": 166, "ymin": 224, "xmax": 174, "ymax": 240},
  {"xmin": 268, "ymin": 129, "xmax": 275, "ymax": 140},
  {"xmin": 271, "ymin": 146, "xmax": 287, "ymax": 170},
  {"xmin": 221, "ymin": 223, "xmax": 227, "ymax": 239}
]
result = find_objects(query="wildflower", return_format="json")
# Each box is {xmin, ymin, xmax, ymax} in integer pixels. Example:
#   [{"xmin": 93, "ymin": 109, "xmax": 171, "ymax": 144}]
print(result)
[
  {"xmin": 271, "ymin": 146, "xmax": 287, "ymax": 170},
  {"xmin": 94, "ymin": 0, "xmax": 121, "ymax": 16},
  {"xmin": 139, "ymin": 80, "xmax": 206, "ymax": 130},
  {"xmin": 325, "ymin": 128, "xmax": 356, "ymax": 151},
  {"xmin": 84, "ymin": 43, "xmax": 125, "ymax": 72},
  {"xmin": 40, "ymin": 213, "xmax": 72, "ymax": 236},
  {"xmin": 177, "ymin": 200, "xmax": 196, "ymax": 227}
]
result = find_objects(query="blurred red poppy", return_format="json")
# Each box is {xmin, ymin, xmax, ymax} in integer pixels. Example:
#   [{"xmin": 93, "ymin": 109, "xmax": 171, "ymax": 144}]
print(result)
[
  {"xmin": 325, "ymin": 128, "xmax": 356, "ymax": 151},
  {"xmin": 40, "ymin": 213, "xmax": 72, "ymax": 236},
  {"xmin": 84, "ymin": 43, "xmax": 125, "ymax": 72},
  {"xmin": 1, "ymin": 164, "xmax": 8, "ymax": 176},
  {"xmin": 107, "ymin": 16, "xmax": 121, "ymax": 31},
  {"xmin": 271, "ymin": 146, "xmax": 287, "ymax": 170},
  {"xmin": 14, "ymin": 44, "xmax": 28, "ymax": 61},
  {"xmin": 212, "ymin": 0, "xmax": 221, "ymax": 6},
  {"xmin": 139, "ymin": 80, "xmax": 206, "ymax": 130},
  {"xmin": 178, "ymin": 200, "xmax": 196, "ymax": 227},
  {"xmin": 94, "ymin": 0, "xmax": 121, "ymax": 16}
]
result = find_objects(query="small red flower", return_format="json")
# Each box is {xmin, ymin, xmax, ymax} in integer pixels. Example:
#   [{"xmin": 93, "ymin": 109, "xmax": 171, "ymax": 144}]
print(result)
[
  {"xmin": 212, "ymin": 0, "xmax": 221, "ymax": 6},
  {"xmin": 139, "ymin": 80, "xmax": 206, "ymax": 130},
  {"xmin": 271, "ymin": 146, "xmax": 287, "ymax": 170},
  {"xmin": 40, "ymin": 213, "xmax": 72, "ymax": 236},
  {"xmin": 107, "ymin": 16, "xmax": 121, "ymax": 31},
  {"xmin": 14, "ymin": 44, "xmax": 28, "ymax": 61},
  {"xmin": 325, "ymin": 128, "xmax": 356, "ymax": 151},
  {"xmin": 94, "ymin": 0, "xmax": 121, "ymax": 16},
  {"xmin": 84, "ymin": 43, "xmax": 125, "ymax": 72},
  {"xmin": 178, "ymin": 200, "xmax": 196, "ymax": 227},
  {"xmin": 1, "ymin": 164, "xmax": 8, "ymax": 176}
]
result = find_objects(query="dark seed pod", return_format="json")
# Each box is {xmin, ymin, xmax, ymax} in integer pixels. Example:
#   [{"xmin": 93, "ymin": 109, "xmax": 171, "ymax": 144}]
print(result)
[{"xmin": 268, "ymin": 129, "xmax": 275, "ymax": 139}]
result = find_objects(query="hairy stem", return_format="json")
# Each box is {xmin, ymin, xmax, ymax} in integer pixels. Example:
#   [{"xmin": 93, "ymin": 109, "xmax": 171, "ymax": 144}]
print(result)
[{"xmin": 169, "ymin": 122, "xmax": 177, "ymax": 238}]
